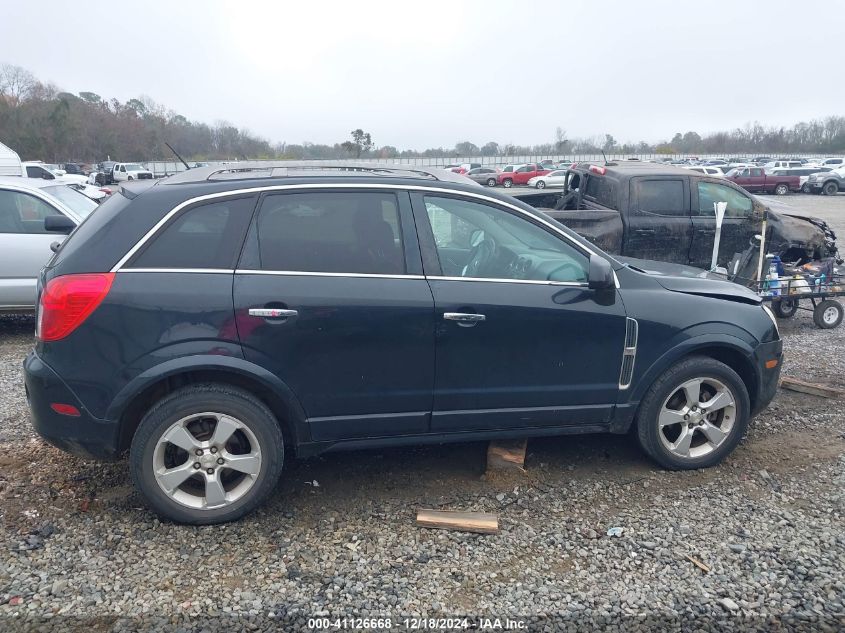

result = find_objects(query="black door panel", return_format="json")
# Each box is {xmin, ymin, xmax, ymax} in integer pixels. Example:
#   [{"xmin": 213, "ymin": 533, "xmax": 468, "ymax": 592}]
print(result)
[{"xmin": 625, "ymin": 177, "xmax": 692, "ymax": 264}]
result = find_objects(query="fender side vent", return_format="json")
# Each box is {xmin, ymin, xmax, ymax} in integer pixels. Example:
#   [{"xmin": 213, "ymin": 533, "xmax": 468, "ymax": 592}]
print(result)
[{"xmin": 619, "ymin": 318, "xmax": 638, "ymax": 389}]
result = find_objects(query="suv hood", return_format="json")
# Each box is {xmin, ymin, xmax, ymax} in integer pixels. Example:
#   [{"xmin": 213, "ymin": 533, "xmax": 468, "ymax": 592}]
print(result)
[{"xmin": 617, "ymin": 256, "xmax": 762, "ymax": 305}]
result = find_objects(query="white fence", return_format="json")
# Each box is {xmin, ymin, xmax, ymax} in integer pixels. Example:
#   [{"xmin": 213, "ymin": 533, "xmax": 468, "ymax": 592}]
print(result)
[{"xmin": 141, "ymin": 153, "xmax": 841, "ymax": 178}]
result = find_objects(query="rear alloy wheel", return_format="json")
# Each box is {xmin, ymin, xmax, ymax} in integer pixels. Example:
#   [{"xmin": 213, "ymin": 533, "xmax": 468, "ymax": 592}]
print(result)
[
  {"xmin": 486, "ymin": 178, "xmax": 497, "ymax": 187},
  {"xmin": 775, "ymin": 183, "xmax": 788, "ymax": 195},
  {"xmin": 813, "ymin": 299, "xmax": 844, "ymax": 329},
  {"xmin": 130, "ymin": 383, "xmax": 284, "ymax": 524},
  {"xmin": 823, "ymin": 181, "xmax": 839, "ymax": 196},
  {"xmin": 503, "ymin": 178, "xmax": 513, "ymax": 188},
  {"xmin": 536, "ymin": 180, "xmax": 546, "ymax": 189},
  {"xmin": 636, "ymin": 357, "xmax": 749, "ymax": 470},
  {"xmin": 801, "ymin": 183, "xmax": 810, "ymax": 194}
]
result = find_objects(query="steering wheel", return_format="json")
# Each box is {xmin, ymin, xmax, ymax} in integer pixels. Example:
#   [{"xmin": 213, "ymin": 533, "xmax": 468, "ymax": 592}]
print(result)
[{"xmin": 462, "ymin": 238, "xmax": 496, "ymax": 278}]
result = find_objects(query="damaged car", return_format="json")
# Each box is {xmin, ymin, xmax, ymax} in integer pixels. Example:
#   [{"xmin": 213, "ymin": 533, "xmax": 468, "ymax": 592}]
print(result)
[{"xmin": 515, "ymin": 162, "xmax": 839, "ymax": 285}]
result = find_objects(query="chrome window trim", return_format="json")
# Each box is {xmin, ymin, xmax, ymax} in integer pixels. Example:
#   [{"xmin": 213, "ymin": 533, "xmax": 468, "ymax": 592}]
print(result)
[
  {"xmin": 429, "ymin": 275, "xmax": 587, "ymax": 287},
  {"xmin": 111, "ymin": 183, "xmax": 605, "ymax": 273},
  {"xmin": 235, "ymin": 269, "xmax": 425, "ymax": 280},
  {"xmin": 119, "ymin": 268, "xmax": 235, "ymax": 274}
]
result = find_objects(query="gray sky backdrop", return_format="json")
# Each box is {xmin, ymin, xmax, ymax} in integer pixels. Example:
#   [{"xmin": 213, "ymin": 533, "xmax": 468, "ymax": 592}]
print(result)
[{"xmin": 1, "ymin": 0, "xmax": 842, "ymax": 149}]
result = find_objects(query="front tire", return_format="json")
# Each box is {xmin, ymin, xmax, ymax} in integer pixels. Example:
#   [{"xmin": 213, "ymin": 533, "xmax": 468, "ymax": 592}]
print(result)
[
  {"xmin": 823, "ymin": 181, "xmax": 839, "ymax": 196},
  {"xmin": 536, "ymin": 180, "xmax": 546, "ymax": 189},
  {"xmin": 801, "ymin": 183, "xmax": 810, "ymax": 193},
  {"xmin": 635, "ymin": 356, "xmax": 750, "ymax": 470},
  {"xmin": 503, "ymin": 178, "xmax": 513, "ymax": 188},
  {"xmin": 129, "ymin": 383, "xmax": 284, "ymax": 524}
]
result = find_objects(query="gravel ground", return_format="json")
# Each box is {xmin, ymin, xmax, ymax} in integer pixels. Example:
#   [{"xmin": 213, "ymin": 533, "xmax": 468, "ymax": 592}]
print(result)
[{"xmin": 1, "ymin": 303, "xmax": 844, "ymax": 629}]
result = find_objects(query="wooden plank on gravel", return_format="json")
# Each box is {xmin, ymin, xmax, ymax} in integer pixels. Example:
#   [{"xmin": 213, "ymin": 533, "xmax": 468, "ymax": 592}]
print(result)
[
  {"xmin": 779, "ymin": 376, "xmax": 844, "ymax": 398},
  {"xmin": 486, "ymin": 439, "xmax": 527, "ymax": 472},
  {"xmin": 416, "ymin": 510, "xmax": 499, "ymax": 534}
]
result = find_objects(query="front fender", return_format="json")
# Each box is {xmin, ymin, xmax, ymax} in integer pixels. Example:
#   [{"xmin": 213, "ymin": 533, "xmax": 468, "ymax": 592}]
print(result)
[
  {"xmin": 626, "ymin": 332, "xmax": 756, "ymax": 403},
  {"xmin": 105, "ymin": 354, "xmax": 309, "ymax": 443}
]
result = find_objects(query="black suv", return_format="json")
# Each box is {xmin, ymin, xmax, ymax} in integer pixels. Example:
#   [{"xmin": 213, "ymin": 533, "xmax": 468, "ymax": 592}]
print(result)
[{"xmin": 25, "ymin": 163, "xmax": 782, "ymax": 524}]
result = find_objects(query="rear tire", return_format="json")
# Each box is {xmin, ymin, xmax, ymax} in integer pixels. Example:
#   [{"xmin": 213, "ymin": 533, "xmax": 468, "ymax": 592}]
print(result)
[
  {"xmin": 775, "ymin": 183, "xmax": 788, "ymax": 195},
  {"xmin": 813, "ymin": 300, "xmax": 843, "ymax": 329},
  {"xmin": 486, "ymin": 178, "xmax": 497, "ymax": 187},
  {"xmin": 129, "ymin": 383, "xmax": 284, "ymax": 524},
  {"xmin": 823, "ymin": 181, "xmax": 839, "ymax": 196},
  {"xmin": 801, "ymin": 183, "xmax": 810, "ymax": 194},
  {"xmin": 635, "ymin": 356, "xmax": 750, "ymax": 470}
]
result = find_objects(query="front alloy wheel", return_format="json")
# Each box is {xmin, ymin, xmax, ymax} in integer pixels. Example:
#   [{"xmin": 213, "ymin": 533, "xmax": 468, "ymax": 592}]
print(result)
[
  {"xmin": 657, "ymin": 378, "xmax": 736, "ymax": 460},
  {"xmin": 636, "ymin": 356, "xmax": 750, "ymax": 470}
]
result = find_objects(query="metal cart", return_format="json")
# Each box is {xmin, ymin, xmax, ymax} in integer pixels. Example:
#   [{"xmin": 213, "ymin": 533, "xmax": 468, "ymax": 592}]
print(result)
[{"xmin": 759, "ymin": 275, "xmax": 845, "ymax": 329}]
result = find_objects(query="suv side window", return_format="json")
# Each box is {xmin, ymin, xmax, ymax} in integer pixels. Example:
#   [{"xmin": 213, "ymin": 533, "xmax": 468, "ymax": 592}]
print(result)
[
  {"xmin": 695, "ymin": 182, "xmax": 753, "ymax": 218},
  {"xmin": 254, "ymin": 191, "xmax": 404, "ymax": 275},
  {"xmin": 633, "ymin": 179, "xmax": 685, "ymax": 216},
  {"xmin": 0, "ymin": 190, "xmax": 60, "ymax": 234},
  {"xmin": 129, "ymin": 196, "xmax": 256, "ymax": 269},
  {"xmin": 750, "ymin": 168, "xmax": 763, "ymax": 177},
  {"xmin": 423, "ymin": 196, "xmax": 589, "ymax": 283}
]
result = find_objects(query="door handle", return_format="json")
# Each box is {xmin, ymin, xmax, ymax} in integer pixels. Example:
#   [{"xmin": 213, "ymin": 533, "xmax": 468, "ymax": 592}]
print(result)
[
  {"xmin": 249, "ymin": 308, "xmax": 298, "ymax": 319},
  {"xmin": 697, "ymin": 229, "xmax": 716, "ymax": 234},
  {"xmin": 444, "ymin": 312, "xmax": 486, "ymax": 324}
]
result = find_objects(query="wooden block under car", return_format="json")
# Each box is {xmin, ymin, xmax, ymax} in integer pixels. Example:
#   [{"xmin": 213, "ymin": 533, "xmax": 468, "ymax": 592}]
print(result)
[
  {"xmin": 486, "ymin": 439, "xmax": 527, "ymax": 472},
  {"xmin": 415, "ymin": 509, "xmax": 499, "ymax": 534}
]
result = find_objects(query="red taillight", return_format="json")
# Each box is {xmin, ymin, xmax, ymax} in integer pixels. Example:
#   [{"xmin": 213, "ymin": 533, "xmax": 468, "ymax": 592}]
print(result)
[
  {"xmin": 99, "ymin": 188, "xmax": 112, "ymax": 194},
  {"xmin": 37, "ymin": 273, "xmax": 114, "ymax": 342},
  {"xmin": 589, "ymin": 165, "xmax": 607, "ymax": 175}
]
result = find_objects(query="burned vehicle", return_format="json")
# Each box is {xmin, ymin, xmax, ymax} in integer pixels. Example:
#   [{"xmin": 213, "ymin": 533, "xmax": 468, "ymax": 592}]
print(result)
[{"xmin": 516, "ymin": 162, "xmax": 839, "ymax": 284}]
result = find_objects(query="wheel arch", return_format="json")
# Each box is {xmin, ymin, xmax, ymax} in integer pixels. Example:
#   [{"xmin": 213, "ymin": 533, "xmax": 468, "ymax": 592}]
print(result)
[
  {"xmin": 617, "ymin": 335, "xmax": 760, "ymax": 432},
  {"xmin": 110, "ymin": 356, "xmax": 309, "ymax": 455}
]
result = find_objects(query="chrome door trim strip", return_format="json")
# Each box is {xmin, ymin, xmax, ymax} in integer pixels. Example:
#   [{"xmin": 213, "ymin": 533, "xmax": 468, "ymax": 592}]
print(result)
[
  {"xmin": 111, "ymin": 183, "xmax": 605, "ymax": 272},
  {"xmin": 429, "ymin": 275, "xmax": 588, "ymax": 287},
  {"xmin": 118, "ymin": 268, "xmax": 235, "ymax": 274},
  {"xmin": 234, "ymin": 269, "xmax": 426, "ymax": 280}
]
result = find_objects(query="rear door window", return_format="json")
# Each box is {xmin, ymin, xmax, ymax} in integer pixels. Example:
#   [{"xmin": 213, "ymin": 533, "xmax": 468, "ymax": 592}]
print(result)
[
  {"xmin": 250, "ymin": 191, "xmax": 405, "ymax": 275},
  {"xmin": 632, "ymin": 179, "xmax": 686, "ymax": 216},
  {"xmin": 583, "ymin": 175, "xmax": 616, "ymax": 208},
  {"xmin": 128, "ymin": 196, "xmax": 256, "ymax": 269}
]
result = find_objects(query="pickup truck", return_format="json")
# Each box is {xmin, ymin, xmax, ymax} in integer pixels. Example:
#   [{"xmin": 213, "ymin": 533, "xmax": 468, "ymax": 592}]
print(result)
[
  {"xmin": 806, "ymin": 166, "xmax": 845, "ymax": 195},
  {"xmin": 514, "ymin": 162, "xmax": 838, "ymax": 283},
  {"xmin": 497, "ymin": 163, "xmax": 550, "ymax": 188},
  {"xmin": 724, "ymin": 167, "xmax": 799, "ymax": 195}
]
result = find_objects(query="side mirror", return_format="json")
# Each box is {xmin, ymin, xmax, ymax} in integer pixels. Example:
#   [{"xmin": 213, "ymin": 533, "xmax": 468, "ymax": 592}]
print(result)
[
  {"xmin": 588, "ymin": 255, "xmax": 615, "ymax": 290},
  {"xmin": 44, "ymin": 215, "xmax": 76, "ymax": 234}
]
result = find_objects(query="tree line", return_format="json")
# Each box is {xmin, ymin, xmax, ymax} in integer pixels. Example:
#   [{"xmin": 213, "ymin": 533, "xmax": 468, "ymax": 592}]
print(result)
[{"xmin": 2, "ymin": 63, "xmax": 844, "ymax": 163}]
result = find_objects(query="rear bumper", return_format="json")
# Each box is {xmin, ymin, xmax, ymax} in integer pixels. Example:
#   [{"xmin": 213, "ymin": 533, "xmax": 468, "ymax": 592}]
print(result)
[
  {"xmin": 24, "ymin": 351, "xmax": 121, "ymax": 460},
  {"xmin": 752, "ymin": 339, "xmax": 783, "ymax": 416}
]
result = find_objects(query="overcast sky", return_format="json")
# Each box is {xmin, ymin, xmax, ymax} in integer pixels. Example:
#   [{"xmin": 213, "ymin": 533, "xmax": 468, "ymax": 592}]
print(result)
[{"xmin": 2, "ymin": 0, "xmax": 842, "ymax": 149}]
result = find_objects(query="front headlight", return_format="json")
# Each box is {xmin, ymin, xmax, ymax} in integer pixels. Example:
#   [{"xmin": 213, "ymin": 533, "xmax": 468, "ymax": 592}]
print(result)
[{"xmin": 762, "ymin": 305, "xmax": 779, "ymax": 337}]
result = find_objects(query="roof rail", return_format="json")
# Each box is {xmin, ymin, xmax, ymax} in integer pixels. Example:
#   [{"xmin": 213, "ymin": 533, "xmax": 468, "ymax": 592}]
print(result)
[{"xmin": 161, "ymin": 161, "xmax": 469, "ymax": 185}]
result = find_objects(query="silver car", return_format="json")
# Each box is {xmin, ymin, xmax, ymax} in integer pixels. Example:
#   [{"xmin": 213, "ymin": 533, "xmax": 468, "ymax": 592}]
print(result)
[
  {"xmin": 0, "ymin": 177, "xmax": 98, "ymax": 311},
  {"xmin": 464, "ymin": 166, "xmax": 500, "ymax": 186}
]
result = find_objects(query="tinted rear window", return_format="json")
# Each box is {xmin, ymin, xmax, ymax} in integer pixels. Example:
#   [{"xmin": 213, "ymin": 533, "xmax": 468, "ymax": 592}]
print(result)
[
  {"xmin": 128, "ymin": 196, "xmax": 256, "ymax": 269},
  {"xmin": 250, "ymin": 191, "xmax": 405, "ymax": 275},
  {"xmin": 583, "ymin": 175, "xmax": 616, "ymax": 209},
  {"xmin": 635, "ymin": 179, "xmax": 685, "ymax": 215}
]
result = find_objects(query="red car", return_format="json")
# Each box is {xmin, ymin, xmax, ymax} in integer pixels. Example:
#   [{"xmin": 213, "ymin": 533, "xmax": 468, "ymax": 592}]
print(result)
[
  {"xmin": 497, "ymin": 163, "xmax": 551, "ymax": 188},
  {"xmin": 725, "ymin": 167, "xmax": 800, "ymax": 195}
]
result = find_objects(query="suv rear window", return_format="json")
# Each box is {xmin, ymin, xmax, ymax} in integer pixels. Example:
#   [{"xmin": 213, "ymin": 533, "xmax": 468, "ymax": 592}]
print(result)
[
  {"xmin": 128, "ymin": 196, "xmax": 256, "ymax": 269},
  {"xmin": 251, "ymin": 191, "xmax": 405, "ymax": 275}
]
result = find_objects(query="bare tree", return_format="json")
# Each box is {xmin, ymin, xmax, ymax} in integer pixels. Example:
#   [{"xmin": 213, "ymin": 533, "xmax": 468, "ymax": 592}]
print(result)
[{"xmin": 0, "ymin": 64, "xmax": 37, "ymax": 104}]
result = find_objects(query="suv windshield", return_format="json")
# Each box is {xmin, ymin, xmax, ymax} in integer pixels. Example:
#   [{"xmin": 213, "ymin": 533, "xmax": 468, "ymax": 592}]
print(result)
[{"xmin": 42, "ymin": 185, "xmax": 98, "ymax": 218}]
